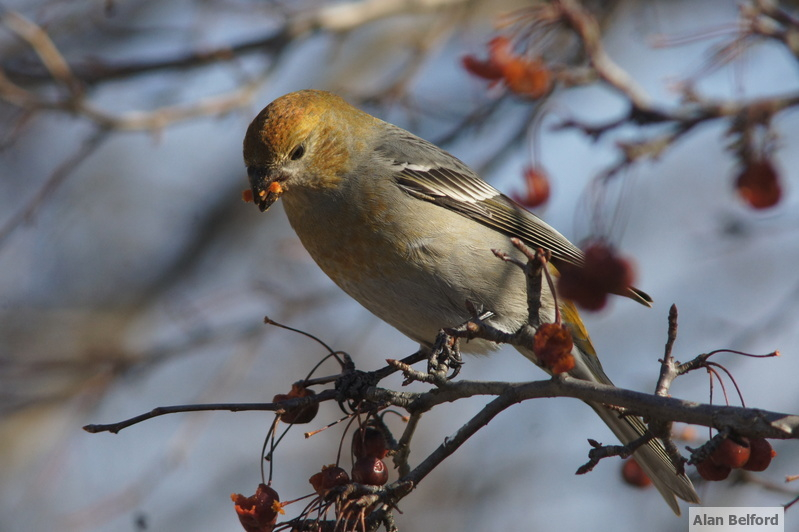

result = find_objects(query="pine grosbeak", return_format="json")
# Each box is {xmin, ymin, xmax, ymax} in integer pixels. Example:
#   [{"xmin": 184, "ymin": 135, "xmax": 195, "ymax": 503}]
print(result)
[{"xmin": 243, "ymin": 90, "xmax": 699, "ymax": 513}]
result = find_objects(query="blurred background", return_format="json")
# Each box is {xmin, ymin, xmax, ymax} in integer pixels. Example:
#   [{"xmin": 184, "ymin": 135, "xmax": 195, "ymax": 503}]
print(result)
[{"xmin": 1, "ymin": 0, "xmax": 798, "ymax": 530}]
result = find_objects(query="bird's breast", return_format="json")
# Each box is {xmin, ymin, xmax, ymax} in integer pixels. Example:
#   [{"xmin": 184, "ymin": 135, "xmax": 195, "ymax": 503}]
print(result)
[{"xmin": 280, "ymin": 184, "xmax": 545, "ymax": 349}]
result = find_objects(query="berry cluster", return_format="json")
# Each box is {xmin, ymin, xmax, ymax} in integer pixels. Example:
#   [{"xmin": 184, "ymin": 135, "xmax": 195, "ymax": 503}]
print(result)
[
  {"xmin": 350, "ymin": 424, "xmax": 390, "ymax": 486},
  {"xmin": 695, "ymin": 437, "xmax": 776, "ymax": 481}
]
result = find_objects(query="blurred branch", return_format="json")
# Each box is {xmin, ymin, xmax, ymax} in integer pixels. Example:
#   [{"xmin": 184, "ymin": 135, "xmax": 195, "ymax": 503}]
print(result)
[
  {"xmin": 0, "ymin": 0, "xmax": 477, "ymax": 249},
  {"xmin": 556, "ymin": 0, "xmax": 651, "ymax": 109},
  {"xmin": 742, "ymin": 0, "xmax": 799, "ymax": 60},
  {"xmin": 0, "ymin": 64, "xmax": 266, "ymax": 131},
  {"xmin": 0, "ymin": 8, "xmax": 82, "ymax": 94},
  {"xmin": 528, "ymin": 0, "xmax": 799, "ymax": 182},
  {"xmin": 2, "ymin": 0, "xmax": 470, "ymax": 86},
  {"xmin": 0, "ymin": 128, "xmax": 107, "ymax": 247}
]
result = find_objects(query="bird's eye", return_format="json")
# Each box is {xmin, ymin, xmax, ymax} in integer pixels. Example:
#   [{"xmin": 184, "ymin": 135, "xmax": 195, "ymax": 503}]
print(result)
[{"xmin": 289, "ymin": 145, "xmax": 305, "ymax": 161}]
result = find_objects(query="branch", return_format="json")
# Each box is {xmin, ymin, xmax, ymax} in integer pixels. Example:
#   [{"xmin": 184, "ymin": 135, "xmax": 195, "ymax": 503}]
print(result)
[
  {"xmin": 540, "ymin": 0, "xmax": 799, "ymax": 181},
  {"xmin": 2, "ymin": 0, "xmax": 469, "ymax": 86},
  {"xmin": 82, "ymin": 390, "xmax": 338, "ymax": 434},
  {"xmin": 87, "ymin": 367, "xmax": 799, "ymax": 439},
  {"xmin": 372, "ymin": 375, "xmax": 799, "ymax": 440},
  {"xmin": 400, "ymin": 387, "xmax": 523, "ymax": 486}
]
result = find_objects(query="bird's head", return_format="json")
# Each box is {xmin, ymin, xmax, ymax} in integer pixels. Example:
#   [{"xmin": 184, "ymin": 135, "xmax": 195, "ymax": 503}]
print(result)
[{"xmin": 243, "ymin": 89, "xmax": 372, "ymax": 211}]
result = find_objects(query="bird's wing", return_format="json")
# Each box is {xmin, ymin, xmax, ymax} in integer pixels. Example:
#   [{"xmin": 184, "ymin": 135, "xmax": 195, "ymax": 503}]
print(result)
[
  {"xmin": 389, "ymin": 159, "xmax": 586, "ymax": 268},
  {"xmin": 376, "ymin": 129, "xmax": 652, "ymax": 306}
]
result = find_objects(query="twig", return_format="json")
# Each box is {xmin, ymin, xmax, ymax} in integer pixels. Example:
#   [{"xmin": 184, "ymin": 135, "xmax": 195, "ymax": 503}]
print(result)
[
  {"xmin": 544, "ymin": 0, "xmax": 799, "ymax": 183},
  {"xmin": 576, "ymin": 433, "xmax": 651, "ymax": 474},
  {"xmin": 82, "ymin": 390, "xmax": 337, "ymax": 434},
  {"xmin": 0, "ymin": 9, "xmax": 82, "ymax": 95},
  {"xmin": 400, "ymin": 387, "xmax": 524, "ymax": 486},
  {"xmin": 393, "ymin": 411, "xmax": 422, "ymax": 478},
  {"xmin": 2, "ymin": 0, "xmax": 469, "ymax": 86},
  {"xmin": 556, "ymin": 0, "xmax": 652, "ymax": 109},
  {"xmin": 655, "ymin": 304, "xmax": 681, "ymax": 397}
]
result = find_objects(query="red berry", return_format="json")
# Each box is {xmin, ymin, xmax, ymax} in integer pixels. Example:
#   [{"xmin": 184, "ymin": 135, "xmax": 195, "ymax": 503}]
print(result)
[
  {"xmin": 351, "ymin": 456, "xmax": 388, "ymax": 486},
  {"xmin": 502, "ymin": 56, "xmax": 552, "ymax": 99},
  {"xmin": 695, "ymin": 459, "xmax": 732, "ymax": 481},
  {"xmin": 736, "ymin": 158, "xmax": 781, "ymax": 209},
  {"xmin": 532, "ymin": 322, "xmax": 575, "ymax": 374},
  {"xmin": 558, "ymin": 243, "xmax": 635, "ymax": 311},
  {"xmin": 352, "ymin": 426, "xmax": 388, "ymax": 460},
  {"xmin": 462, "ymin": 54, "xmax": 503, "ymax": 81},
  {"xmin": 309, "ymin": 465, "xmax": 350, "ymax": 496},
  {"xmin": 621, "ymin": 458, "xmax": 652, "ymax": 488},
  {"xmin": 512, "ymin": 166, "xmax": 550, "ymax": 208},
  {"xmin": 710, "ymin": 437, "xmax": 751, "ymax": 469},
  {"xmin": 273, "ymin": 384, "xmax": 318, "ymax": 424},
  {"xmin": 231, "ymin": 483, "xmax": 281, "ymax": 532},
  {"xmin": 743, "ymin": 438, "xmax": 776, "ymax": 472}
]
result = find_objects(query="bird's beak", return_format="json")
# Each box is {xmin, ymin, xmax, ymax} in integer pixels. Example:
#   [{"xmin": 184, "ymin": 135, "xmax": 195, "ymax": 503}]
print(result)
[{"xmin": 247, "ymin": 167, "xmax": 287, "ymax": 212}]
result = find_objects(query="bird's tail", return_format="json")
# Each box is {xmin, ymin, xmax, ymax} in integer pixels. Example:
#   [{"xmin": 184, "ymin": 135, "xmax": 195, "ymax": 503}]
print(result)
[
  {"xmin": 587, "ymin": 400, "xmax": 700, "ymax": 515},
  {"xmin": 516, "ymin": 298, "xmax": 700, "ymax": 513}
]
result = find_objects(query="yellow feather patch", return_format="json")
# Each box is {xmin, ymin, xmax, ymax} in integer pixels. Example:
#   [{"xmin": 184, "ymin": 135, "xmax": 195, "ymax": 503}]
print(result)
[{"xmin": 560, "ymin": 299, "xmax": 596, "ymax": 357}]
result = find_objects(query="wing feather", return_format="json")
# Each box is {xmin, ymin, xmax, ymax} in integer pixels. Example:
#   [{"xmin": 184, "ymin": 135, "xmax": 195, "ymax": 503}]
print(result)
[
  {"xmin": 377, "ymin": 129, "xmax": 652, "ymax": 306},
  {"xmin": 394, "ymin": 165, "xmax": 585, "ymax": 268}
]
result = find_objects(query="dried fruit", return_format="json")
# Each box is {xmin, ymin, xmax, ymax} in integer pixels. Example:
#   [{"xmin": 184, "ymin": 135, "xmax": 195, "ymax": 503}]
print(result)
[
  {"xmin": 309, "ymin": 465, "xmax": 350, "ymax": 496},
  {"xmin": 743, "ymin": 438, "xmax": 776, "ymax": 472},
  {"xmin": 513, "ymin": 166, "xmax": 550, "ymax": 208},
  {"xmin": 273, "ymin": 384, "xmax": 318, "ymax": 424},
  {"xmin": 462, "ymin": 54, "xmax": 503, "ymax": 81},
  {"xmin": 352, "ymin": 425, "xmax": 388, "ymax": 460},
  {"xmin": 710, "ymin": 437, "xmax": 751, "ymax": 469},
  {"xmin": 231, "ymin": 483, "xmax": 282, "ymax": 532},
  {"xmin": 532, "ymin": 322, "xmax": 575, "ymax": 374},
  {"xmin": 351, "ymin": 456, "xmax": 389, "ymax": 486},
  {"xmin": 558, "ymin": 243, "xmax": 635, "ymax": 311},
  {"xmin": 621, "ymin": 457, "xmax": 652, "ymax": 488},
  {"xmin": 502, "ymin": 57, "xmax": 552, "ymax": 99},
  {"xmin": 735, "ymin": 158, "xmax": 781, "ymax": 209},
  {"xmin": 268, "ymin": 181, "xmax": 283, "ymax": 195},
  {"xmin": 695, "ymin": 458, "xmax": 732, "ymax": 481},
  {"xmin": 463, "ymin": 36, "xmax": 552, "ymax": 99}
]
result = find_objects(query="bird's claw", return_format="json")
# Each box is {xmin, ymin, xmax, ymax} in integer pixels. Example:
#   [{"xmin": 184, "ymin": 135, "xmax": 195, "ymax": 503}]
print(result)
[{"xmin": 428, "ymin": 330, "xmax": 463, "ymax": 380}]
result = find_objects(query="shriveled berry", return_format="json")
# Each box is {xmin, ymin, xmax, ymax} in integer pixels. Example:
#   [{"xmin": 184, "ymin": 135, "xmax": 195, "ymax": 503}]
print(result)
[
  {"xmin": 502, "ymin": 56, "xmax": 552, "ymax": 99},
  {"xmin": 273, "ymin": 384, "xmax": 318, "ymax": 424},
  {"xmin": 743, "ymin": 438, "xmax": 776, "ymax": 472},
  {"xmin": 695, "ymin": 459, "xmax": 732, "ymax": 481},
  {"xmin": 558, "ymin": 242, "xmax": 635, "ymax": 311},
  {"xmin": 309, "ymin": 465, "xmax": 350, "ymax": 496},
  {"xmin": 231, "ymin": 483, "xmax": 281, "ymax": 532},
  {"xmin": 710, "ymin": 437, "xmax": 750, "ymax": 469},
  {"xmin": 736, "ymin": 158, "xmax": 781, "ymax": 209},
  {"xmin": 621, "ymin": 458, "xmax": 652, "ymax": 488},
  {"xmin": 532, "ymin": 322, "xmax": 575, "ymax": 374},
  {"xmin": 352, "ymin": 426, "xmax": 388, "ymax": 460},
  {"xmin": 513, "ymin": 166, "xmax": 550, "ymax": 208},
  {"xmin": 351, "ymin": 456, "xmax": 388, "ymax": 486}
]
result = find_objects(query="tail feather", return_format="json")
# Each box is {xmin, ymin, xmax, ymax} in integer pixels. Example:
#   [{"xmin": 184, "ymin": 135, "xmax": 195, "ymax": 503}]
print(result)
[
  {"xmin": 517, "ymin": 341, "xmax": 700, "ymax": 514},
  {"xmin": 589, "ymin": 403, "xmax": 700, "ymax": 515}
]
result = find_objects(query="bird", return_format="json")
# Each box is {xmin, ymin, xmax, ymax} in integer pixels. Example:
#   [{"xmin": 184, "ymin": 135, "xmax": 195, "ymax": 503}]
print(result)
[{"xmin": 242, "ymin": 89, "xmax": 699, "ymax": 513}]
